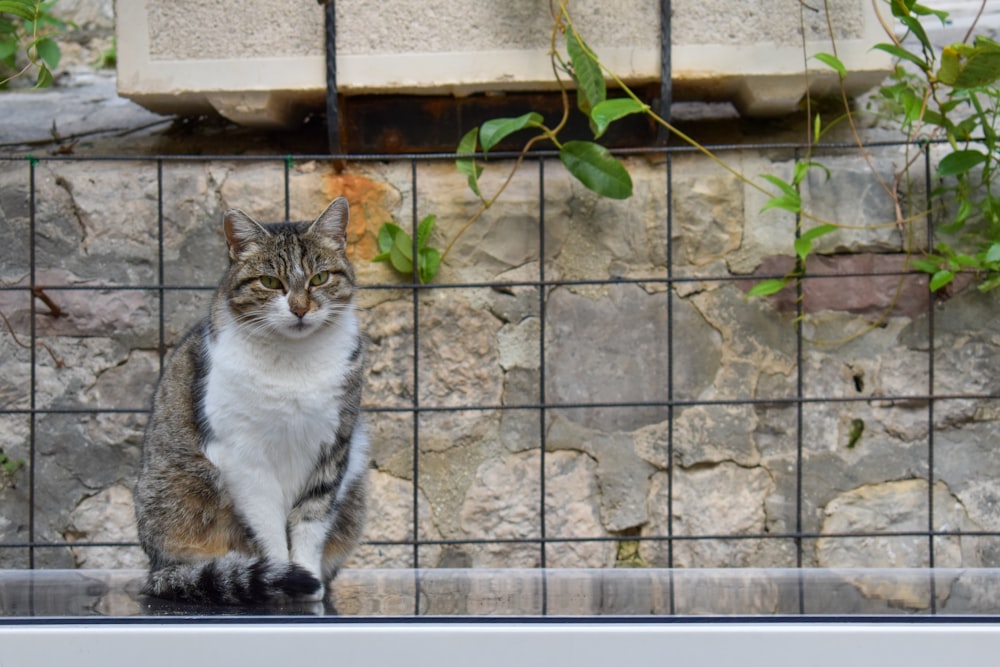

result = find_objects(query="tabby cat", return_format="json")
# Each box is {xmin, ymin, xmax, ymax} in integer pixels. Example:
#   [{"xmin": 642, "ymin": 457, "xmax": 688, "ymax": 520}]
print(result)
[{"xmin": 134, "ymin": 197, "xmax": 368, "ymax": 605}]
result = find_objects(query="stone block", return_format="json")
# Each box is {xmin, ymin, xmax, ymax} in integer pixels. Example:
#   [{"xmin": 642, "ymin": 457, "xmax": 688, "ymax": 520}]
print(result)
[
  {"xmin": 642, "ymin": 463, "xmax": 776, "ymax": 567},
  {"xmin": 348, "ymin": 471, "xmax": 441, "ymax": 569},
  {"xmin": 816, "ymin": 479, "xmax": 978, "ymax": 608},
  {"xmin": 458, "ymin": 450, "xmax": 614, "ymax": 568},
  {"xmin": 66, "ymin": 485, "xmax": 147, "ymax": 569},
  {"xmin": 545, "ymin": 283, "xmax": 721, "ymax": 431}
]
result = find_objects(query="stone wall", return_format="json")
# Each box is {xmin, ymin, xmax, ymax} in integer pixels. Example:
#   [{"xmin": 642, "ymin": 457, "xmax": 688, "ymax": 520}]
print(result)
[{"xmin": 1, "ymin": 145, "xmax": 999, "ymax": 599}]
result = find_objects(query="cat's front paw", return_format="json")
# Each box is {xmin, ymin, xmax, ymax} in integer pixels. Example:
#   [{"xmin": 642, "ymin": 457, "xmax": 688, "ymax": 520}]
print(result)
[
  {"xmin": 279, "ymin": 562, "xmax": 323, "ymax": 600},
  {"xmin": 298, "ymin": 584, "xmax": 326, "ymax": 603},
  {"xmin": 286, "ymin": 561, "xmax": 326, "ymax": 602}
]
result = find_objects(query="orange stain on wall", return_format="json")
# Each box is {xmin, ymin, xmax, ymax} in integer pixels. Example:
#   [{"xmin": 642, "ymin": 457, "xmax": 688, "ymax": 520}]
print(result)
[{"xmin": 322, "ymin": 173, "xmax": 400, "ymax": 262}]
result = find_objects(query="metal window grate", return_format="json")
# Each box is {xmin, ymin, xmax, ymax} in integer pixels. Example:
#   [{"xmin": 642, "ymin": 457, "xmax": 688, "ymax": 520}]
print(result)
[{"xmin": 1, "ymin": 142, "xmax": 997, "ymax": 606}]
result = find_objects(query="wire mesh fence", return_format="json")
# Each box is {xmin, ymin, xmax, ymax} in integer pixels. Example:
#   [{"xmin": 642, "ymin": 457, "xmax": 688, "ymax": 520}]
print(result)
[{"xmin": 1, "ymin": 141, "xmax": 998, "ymax": 591}]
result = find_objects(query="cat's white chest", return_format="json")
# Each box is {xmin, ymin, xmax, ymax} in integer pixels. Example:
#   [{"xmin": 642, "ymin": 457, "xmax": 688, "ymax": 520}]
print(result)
[{"xmin": 201, "ymin": 312, "xmax": 358, "ymax": 508}]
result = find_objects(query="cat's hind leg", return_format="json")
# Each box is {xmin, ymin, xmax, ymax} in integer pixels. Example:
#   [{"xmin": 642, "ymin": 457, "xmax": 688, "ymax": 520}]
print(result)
[{"xmin": 321, "ymin": 470, "xmax": 369, "ymax": 582}]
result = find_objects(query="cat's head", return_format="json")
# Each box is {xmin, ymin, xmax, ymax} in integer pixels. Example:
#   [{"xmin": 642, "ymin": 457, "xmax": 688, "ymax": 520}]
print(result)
[{"xmin": 216, "ymin": 197, "xmax": 356, "ymax": 340}]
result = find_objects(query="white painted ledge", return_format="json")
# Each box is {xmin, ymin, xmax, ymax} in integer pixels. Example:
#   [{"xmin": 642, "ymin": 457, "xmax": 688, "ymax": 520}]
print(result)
[{"xmin": 114, "ymin": 0, "xmax": 893, "ymax": 127}]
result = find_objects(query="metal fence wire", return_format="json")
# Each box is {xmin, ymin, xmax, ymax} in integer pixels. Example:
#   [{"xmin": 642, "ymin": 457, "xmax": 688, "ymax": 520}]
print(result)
[{"xmin": 0, "ymin": 142, "xmax": 998, "ymax": 589}]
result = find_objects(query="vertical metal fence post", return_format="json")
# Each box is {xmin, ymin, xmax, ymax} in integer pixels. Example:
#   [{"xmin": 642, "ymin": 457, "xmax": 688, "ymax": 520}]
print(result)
[
  {"xmin": 410, "ymin": 158, "xmax": 421, "ymax": 615},
  {"xmin": 656, "ymin": 0, "xmax": 672, "ymax": 143},
  {"xmin": 323, "ymin": 0, "xmax": 343, "ymax": 156},
  {"xmin": 283, "ymin": 156, "xmax": 292, "ymax": 222},
  {"xmin": 156, "ymin": 160, "xmax": 166, "ymax": 372},
  {"xmin": 538, "ymin": 157, "xmax": 548, "ymax": 615},
  {"xmin": 924, "ymin": 141, "xmax": 937, "ymax": 611},
  {"xmin": 27, "ymin": 157, "xmax": 37, "ymax": 570},
  {"xmin": 793, "ymin": 147, "xmax": 806, "ymax": 614},
  {"xmin": 665, "ymin": 152, "xmax": 676, "ymax": 614},
  {"xmin": 538, "ymin": 157, "xmax": 548, "ymax": 572}
]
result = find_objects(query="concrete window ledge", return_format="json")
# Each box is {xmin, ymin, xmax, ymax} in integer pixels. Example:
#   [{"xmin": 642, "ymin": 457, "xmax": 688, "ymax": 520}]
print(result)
[
  {"xmin": 3, "ymin": 569, "xmax": 1000, "ymax": 667},
  {"xmin": 115, "ymin": 0, "xmax": 892, "ymax": 128}
]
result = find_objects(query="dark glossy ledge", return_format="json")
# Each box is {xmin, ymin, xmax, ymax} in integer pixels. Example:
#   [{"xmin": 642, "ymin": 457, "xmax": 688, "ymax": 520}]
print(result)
[{"xmin": 3, "ymin": 568, "xmax": 1000, "ymax": 620}]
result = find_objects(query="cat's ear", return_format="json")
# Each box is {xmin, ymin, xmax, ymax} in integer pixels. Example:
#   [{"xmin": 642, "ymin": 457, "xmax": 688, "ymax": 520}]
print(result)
[
  {"xmin": 223, "ymin": 209, "xmax": 269, "ymax": 260},
  {"xmin": 307, "ymin": 197, "xmax": 349, "ymax": 248}
]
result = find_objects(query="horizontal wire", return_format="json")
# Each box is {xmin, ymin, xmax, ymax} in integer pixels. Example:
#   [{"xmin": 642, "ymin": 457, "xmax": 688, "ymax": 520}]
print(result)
[
  {"xmin": 0, "ymin": 136, "xmax": 951, "ymax": 164},
  {"xmin": 0, "ymin": 267, "xmax": 942, "ymax": 295},
  {"xmin": 5, "ymin": 528, "xmax": 999, "ymax": 552},
  {"xmin": 1, "ymin": 391, "xmax": 996, "ymax": 418},
  {"xmin": 0, "ymin": 134, "xmax": 947, "ymax": 164}
]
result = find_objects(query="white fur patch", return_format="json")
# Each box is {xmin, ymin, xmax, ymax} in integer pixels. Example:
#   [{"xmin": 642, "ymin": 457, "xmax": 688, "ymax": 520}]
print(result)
[{"xmin": 203, "ymin": 307, "xmax": 362, "ymax": 559}]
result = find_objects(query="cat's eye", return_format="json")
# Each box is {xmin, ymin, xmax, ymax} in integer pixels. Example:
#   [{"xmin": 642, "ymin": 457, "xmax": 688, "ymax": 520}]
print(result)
[
  {"xmin": 259, "ymin": 275, "xmax": 283, "ymax": 290},
  {"xmin": 309, "ymin": 271, "xmax": 331, "ymax": 287}
]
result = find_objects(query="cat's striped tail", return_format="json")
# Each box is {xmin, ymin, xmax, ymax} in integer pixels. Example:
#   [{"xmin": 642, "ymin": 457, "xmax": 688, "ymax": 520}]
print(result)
[{"xmin": 143, "ymin": 554, "xmax": 321, "ymax": 605}]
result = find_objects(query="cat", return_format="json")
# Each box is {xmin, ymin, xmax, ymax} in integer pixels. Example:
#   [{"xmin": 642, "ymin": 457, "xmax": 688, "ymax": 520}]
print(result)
[{"xmin": 134, "ymin": 197, "xmax": 369, "ymax": 605}]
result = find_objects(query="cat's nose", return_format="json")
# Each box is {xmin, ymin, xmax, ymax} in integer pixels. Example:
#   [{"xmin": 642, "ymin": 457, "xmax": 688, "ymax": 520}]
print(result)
[{"xmin": 288, "ymin": 295, "xmax": 310, "ymax": 318}]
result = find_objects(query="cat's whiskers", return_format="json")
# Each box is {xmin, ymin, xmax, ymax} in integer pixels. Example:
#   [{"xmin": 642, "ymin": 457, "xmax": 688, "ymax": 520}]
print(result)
[
  {"xmin": 232, "ymin": 313, "xmax": 281, "ymax": 339},
  {"xmin": 318, "ymin": 301, "xmax": 353, "ymax": 325}
]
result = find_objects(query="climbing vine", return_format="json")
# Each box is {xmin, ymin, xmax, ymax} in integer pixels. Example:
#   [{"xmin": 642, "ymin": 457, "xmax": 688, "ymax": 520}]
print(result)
[{"xmin": 374, "ymin": 0, "xmax": 1000, "ymax": 303}]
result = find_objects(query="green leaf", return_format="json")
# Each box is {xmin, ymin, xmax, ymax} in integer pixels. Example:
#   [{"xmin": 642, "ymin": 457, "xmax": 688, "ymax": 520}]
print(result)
[
  {"xmin": 418, "ymin": 247, "xmax": 441, "ymax": 284},
  {"xmin": 794, "ymin": 221, "xmax": 838, "ymax": 261},
  {"xmin": 897, "ymin": 15, "xmax": 933, "ymax": 58},
  {"xmin": 955, "ymin": 197, "xmax": 974, "ymax": 225},
  {"xmin": 590, "ymin": 98, "xmax": 649, "ymax": 139},
  {"xmin": 760, "ymin": 196, "xmax": 801, "ymax": 214},
  {"xmin": 377, "ymin": 222, "xmax": 403, "ymax": 255},
  {"xmin": 34, "ymin": 36, "xmax": 59, "ymax": 69},
  {"xmin": 416, "ymin": 214, "xmax": 435, "ymax": 250},
  {"xmin": 898, "ymin": 87, "xmax": 925, "ymax": 126},
  {"xmin": 389, "ymin": 226, "xmax": 414, "ymax": 276},
  {"xmin": 558, "ymin": 141, "xmax": 632, "ymax": 199},
  {"xmin": 872, "ymin": 42, "xmax": 929, "ymax": 71},
  {"xmin": 800, "ymin": 223, "xmax": 838, "ymax": 244},
  {"xmin": 794, "ymin": 237, "xmax": 812, "ymax": 263},
  {"xmin": 393, "ymin": 226, "xmax": 413, "ymax": 260},
  {"xmin": 760, "ymin": 173, "xmax": 798, "ymax": 198},
  {"xmin": 929, "ymin": 269, "xmax": 955, "ymax": 291},
  {"xmin": 986, "ymin": 243, "xmax": 1000, "ymax": 265},
  {"xmin": 977, "ymin": 274, "xmax": 1000, "ymax": 293},
  {"xmin": 909, "ymin": 257, "xmax": 941, "ymax": 274},
  {"xmin": 759, "ymin": 174, "xmax": 801, "ymax": 214},
  {"xmin": 952, "ymin": 115, "xmax": 979, "ymax": 142},
  {"xmin": 747, "ymin": 279, "xmax": 789, "ymax": 298},
  {"xmin": 0, "ymin": 37, "xmax": 15, "ymax": 60},
  {"xmin": 795, "ymin": 224, "xmax": 837, "ymax": 262},
  {"xmin": 792, "ymin": 160, "xmax": 830, "ymax": 186},
  {"xmin": 455, "ymin": 127, "xmax": 483, "ymax": 199},
  {"xmin": 952, "ymin": 252, "xmax": 978, "ymax": 270},
  {"xmin": 937, "ymin": 45, "xmax": 962, "ymax": 85},
  {"xmin": 889, "ymin": 0, "xmax": 914, "ymax": 18},
  {"xmin": 0, "ymin": 1, "xmax": 36, "ymax": 21},
  {"xmin": 952, "ymin": 38, "xmax": 1000, "ymax": 88},
  {"xmin": 565, "ymin": 26, "xmax": 606, "ymax": 119},
  {"xmin": 479, "ymin": 112, "xmax": 544, "ymax": 154},
  {"xmin": 909, "ymin": 2, "xmax": 949, "ymax": 23},
  {"xmin": 936, "ymin": 149, "xmax": 986, "ymax": 177},
  {"xmin": 812, "ymin": 52, "xmax": 846, "ymax": 79},
  {"xmin": 34, "ymin": 62, "xmax": 52, "ymax": 88}
]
